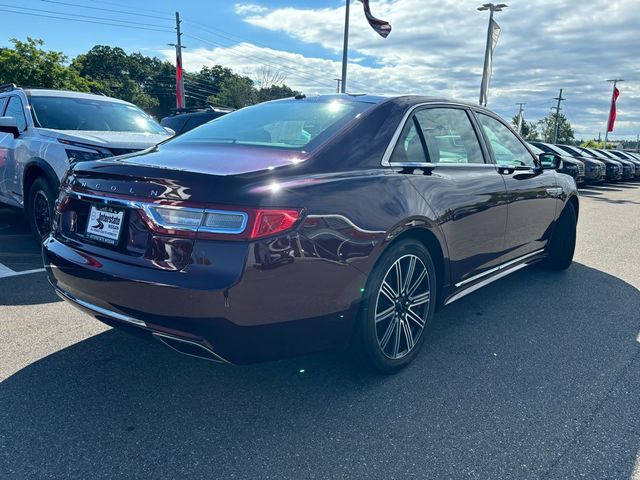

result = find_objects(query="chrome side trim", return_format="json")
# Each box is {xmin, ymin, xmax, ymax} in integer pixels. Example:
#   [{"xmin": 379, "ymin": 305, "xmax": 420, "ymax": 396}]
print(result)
[
  {"xmin": 454, "ymin": 248, "xmax": 545, "ymax": 288},
  {"xmin": 152, "ymin": 332, "xmax": 231, "ymax": 364},
  {"xmin": 444, "ymin": 261, "xmax": 530, "ymax": 306},
  {"xmin": 55, "ymin": 288, "xmax": 147, "ymax": 327}
]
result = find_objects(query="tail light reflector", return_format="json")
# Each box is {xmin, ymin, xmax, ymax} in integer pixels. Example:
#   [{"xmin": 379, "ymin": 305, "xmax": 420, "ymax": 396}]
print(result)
[{"xmin": 250, "ymin": 209, "xmax": 300, "ymax": 239}]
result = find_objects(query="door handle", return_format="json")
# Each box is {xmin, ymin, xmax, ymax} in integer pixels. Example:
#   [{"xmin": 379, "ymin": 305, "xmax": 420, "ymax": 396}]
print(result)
[{"xmin": 497, "ymin": 166, "xmax": 515, "ymax": 175}]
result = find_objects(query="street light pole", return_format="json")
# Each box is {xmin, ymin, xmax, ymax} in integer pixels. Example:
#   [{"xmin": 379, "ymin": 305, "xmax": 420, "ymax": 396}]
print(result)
[
  {"xmin": 478, "ymin": 3, "xmax": 507, "ymax": 106},
  {"xmin": 603, "ymin": 79, "xmax": 623, "ymax": 148},
  {"xmin": 340, "ymin": 0, "xmax": 350, "ymax": 94}
]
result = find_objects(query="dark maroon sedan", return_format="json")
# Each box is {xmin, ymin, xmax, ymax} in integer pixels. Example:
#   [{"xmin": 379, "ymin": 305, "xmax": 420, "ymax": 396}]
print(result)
[{"xmin": 44, "ymin": 95, "xmax": 578, "ymax": 372}]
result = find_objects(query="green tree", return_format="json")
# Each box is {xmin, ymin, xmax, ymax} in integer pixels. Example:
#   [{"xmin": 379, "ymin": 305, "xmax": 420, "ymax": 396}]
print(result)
[
  {"xmin": 208, "ymin": 75, "xmax": 257, "ymax": 109},
  {"xmin": 71, "ymin": 45, "xmax": 159, "ymax": 112},
  {"xmin": 0, "ymin": 37, "xmax": 93, "ymax": 91},
  {"xmin": 537, "ymin": 112, "xmax": 575, "ymax": 144},
  {"xmin": 580, "ymin": 140, "xmax": 614, "ymax": 149},
  {"xmin": 511, "ymin": 116, "xmax": 539, "ymax": 141},
  {"xmin": 257, "ymin": 84, "xmax": 299, "ymax": 103}
]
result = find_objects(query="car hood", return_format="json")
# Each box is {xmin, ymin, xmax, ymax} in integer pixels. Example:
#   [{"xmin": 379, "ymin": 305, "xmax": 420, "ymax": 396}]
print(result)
[{"xmin": 39, "ymin": 129, "xmax": 170, "ymax": 149}]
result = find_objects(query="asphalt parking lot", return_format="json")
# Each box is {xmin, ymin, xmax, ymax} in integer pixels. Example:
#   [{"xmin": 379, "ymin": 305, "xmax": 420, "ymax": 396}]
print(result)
[{"xmin": 1, "ymin": 183, "xmax": 639, "ymax": 480}]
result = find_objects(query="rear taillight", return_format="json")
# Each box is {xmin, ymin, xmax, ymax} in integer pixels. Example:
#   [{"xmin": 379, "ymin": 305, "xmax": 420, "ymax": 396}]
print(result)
[
  {"xmin": 142, "ymin": 205, "xmax": 301, "ymax": 240},
  {"xmin": 250, "ymin": 209, "xmax": 300, "ymax": 239}
]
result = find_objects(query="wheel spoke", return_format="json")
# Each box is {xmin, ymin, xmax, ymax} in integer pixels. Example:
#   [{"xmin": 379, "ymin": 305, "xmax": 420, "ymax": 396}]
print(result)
[
  {"xmin": 401, "ymin": 318, "xmax": 415, "ymax": 351},
  {"xmin": 392, "ymin": 318, "xmax": 401, "ymax": 357},
  {"xmin": 380, "ymin": 281, "xmax": 398, "ymax": 302},
  {"xmin": 402, "ymin": 256, "xmax": 416, "ymax": 294},
  {"xmin": 375, "ymin": 305, "xmax": 395, "ymax": 324},
  {"xmin": 379, "ymin": 316, "xmax": 397, "ymax": 351},
  {"xmin": 409, "ymin": 291, "xmax": 430, "ymax": 307},
  {"xmin": 405, "ymin": 308, "xmax": 426, "ymax": 329},
  {"xmin": 407, "ymin": 268, "xmax": 427, "ymax": 297},
  {"xmin": 394, "ymin": 260, "xmax": 403, "ymax": 295}
]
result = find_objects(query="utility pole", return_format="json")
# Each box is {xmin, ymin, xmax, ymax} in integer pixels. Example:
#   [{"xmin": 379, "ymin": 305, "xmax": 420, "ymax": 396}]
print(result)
[
  {"xmin": 636, "ymin": 133, "xmax": 639, "ymax": 153},
  {"xmin": 169, "ymin": 12, "xmax": 186, "ymax": 109},
  {"xmin": 340, "ymin": 0, "xmax": 350, "ymax": 93},
  {"xmin": 515, "ymin": 103, "xmax": 525, "ymax": 135},
  {"xmin": 604, "ymin": 79, "xmax": 623, "ymax": 148},
  {"xmin": 478, "ymin": 3, "xmax": 507, "ymax": 106},
  {"xmin": 552, "ymin": 88, "xmax": 565, "ymax": 144},
  {"xmin": 334, "ymin": 78, "xmax": 342, "ymax": 93}
]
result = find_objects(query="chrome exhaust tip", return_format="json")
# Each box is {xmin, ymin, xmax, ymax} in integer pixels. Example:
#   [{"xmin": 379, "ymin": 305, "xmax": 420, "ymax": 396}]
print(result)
[{"xmin": 152, "ymin": 332, "xmax": 230, "ymax": 364}]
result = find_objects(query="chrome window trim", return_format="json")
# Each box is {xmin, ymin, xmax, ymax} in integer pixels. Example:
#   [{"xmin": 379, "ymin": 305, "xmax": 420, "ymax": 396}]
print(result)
[
  {"xmin": 381, "ymin": 102, "xmax": 490, "ymax": 167},
  {"xmin": 65, "ymin": 189, "xmax": 249, "ymax": 235}
]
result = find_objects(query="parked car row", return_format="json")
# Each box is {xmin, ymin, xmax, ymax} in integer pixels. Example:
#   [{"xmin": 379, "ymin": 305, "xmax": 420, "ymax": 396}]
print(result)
[{"xmin": 530, "ymin": 141, "xmax": 640, "ymax": 184}]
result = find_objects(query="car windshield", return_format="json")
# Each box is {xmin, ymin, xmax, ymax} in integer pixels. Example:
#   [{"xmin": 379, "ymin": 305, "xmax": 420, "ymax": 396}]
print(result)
[
  {"xmin": 167, "ymin": 99, "xmax": 371, "ymax": 150},
  {"xmin": 29, "ymin": 95, "xmax": 166, "ymax": 134},
  {"xmin": 557, "ymin": 145, "xmax": 582, "ymax": 156}
]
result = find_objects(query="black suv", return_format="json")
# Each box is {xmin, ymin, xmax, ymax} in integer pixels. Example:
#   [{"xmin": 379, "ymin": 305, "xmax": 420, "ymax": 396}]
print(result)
[{"xmin": 160, "ymin": 106, "xmax": 233, "ymax": 136}]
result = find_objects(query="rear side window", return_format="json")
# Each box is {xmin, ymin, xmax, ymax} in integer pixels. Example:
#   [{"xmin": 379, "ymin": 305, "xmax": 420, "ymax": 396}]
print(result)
[
  {"xmin": 4, "ymin": 96, "xmax": 27, "ymax": 131},
  {"xmin": 168, "ymin": 100, "xmax": 371, "ymax": 151},
  {"xmin": 390, "ymin": 107, "xmax": 485, "ymax": 164},
  {"xmin": 476, "ymin": 113, "xmax": 535, "ymax": 167},
  {"xmin": 0, "ymin": 96, "xmax": 7, "ymax": 115}
]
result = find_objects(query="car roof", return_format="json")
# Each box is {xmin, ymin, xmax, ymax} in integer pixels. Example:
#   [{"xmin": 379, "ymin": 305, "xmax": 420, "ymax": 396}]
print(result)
[
  {"xmin": 23, "ymin": 88, "xmax": 134, "ymax": 105},
  {"xmin": 268, "ymin": 94, "xmax": 486, "ymax": 111}
]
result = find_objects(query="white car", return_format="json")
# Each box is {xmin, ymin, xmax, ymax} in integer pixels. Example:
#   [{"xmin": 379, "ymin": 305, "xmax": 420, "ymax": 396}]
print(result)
[{"xmin": 0, "ymin": 85, "xmax": 172, "ymax": 238}]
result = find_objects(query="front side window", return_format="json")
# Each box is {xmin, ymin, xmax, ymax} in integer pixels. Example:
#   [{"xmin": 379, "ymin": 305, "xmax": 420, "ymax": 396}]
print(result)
[
  {"xmin": 29, "ymin": 96, "xmax": 166, "ymax": 134},
  {"xmin": 4, "ymin": 96, "xmax": 27, "ymax": 132},
  {"xmin": 476, "ymin": 113, "xmax": 535, "ymax": 167},
  {"xmin": 390, "ymin": 107, "xmax": 485, "ymax": 164},
  {"xmin": 168, "ymin": 100, "xmax": 371, "ymax": 151}
]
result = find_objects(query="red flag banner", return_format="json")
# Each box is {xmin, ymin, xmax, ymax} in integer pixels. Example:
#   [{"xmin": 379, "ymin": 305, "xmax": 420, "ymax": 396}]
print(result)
[
  {"xmin": 607, "ymin": 87, "xmax": 620, "ymax": 132},
  {"xmin": 176, "ymin": 53, "xmax": 184, "ymax": 109},
  {"xmin": 360, "ymin": 0, "xmax": 391, "ymax": 38}
]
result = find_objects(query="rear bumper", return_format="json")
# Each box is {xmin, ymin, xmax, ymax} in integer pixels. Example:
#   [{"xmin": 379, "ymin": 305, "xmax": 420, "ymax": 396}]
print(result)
[{"xmin": 43, "ymin": 234, "xmax": 367, "ymax": 364}]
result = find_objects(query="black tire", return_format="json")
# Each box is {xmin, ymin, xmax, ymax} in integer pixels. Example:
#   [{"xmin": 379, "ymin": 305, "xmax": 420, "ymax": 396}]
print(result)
[
  {"xmin": 540, "ymin": 201, "xmax": 576, "ymax": 271},
  {"xmin": 27, "ymin": 177, "xmax": 56, "ymax": 241},
  {"xmin": 355, "ymin": 239, "xmax": 437, "ymax": 374}
]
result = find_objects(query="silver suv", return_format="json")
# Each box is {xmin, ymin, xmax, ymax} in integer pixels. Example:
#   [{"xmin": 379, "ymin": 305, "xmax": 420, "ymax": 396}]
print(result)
[{"xmin": 0, "ymin": 85, "xmax": 171, "ymax": 238}]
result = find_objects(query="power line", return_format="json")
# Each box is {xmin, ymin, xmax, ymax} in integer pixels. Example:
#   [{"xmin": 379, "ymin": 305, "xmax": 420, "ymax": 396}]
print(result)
[
  {"xmin": 0, "ymin": 7, "xmax": 172, "ymax": 33},
  {"xmin": 86, "ymin": 0, "xmax": 170, "ymax": 16},
  {"xmin": 34, "ymin": 1, "xmax": 369, "ymax": 92},
  {"xmin": 183, "ymin": 19, "xmax": 370, "ymax": 92},
  {"xmin": 0, "ymin": 3, "xmax": 171, "ymax": 29},
  {"xmin": 184, "ymin": 33, "xmax": 337, "ymax": 91},
  {"xmin": 40, "ymin": 0, "xmax": 173, "ymax": 21}
]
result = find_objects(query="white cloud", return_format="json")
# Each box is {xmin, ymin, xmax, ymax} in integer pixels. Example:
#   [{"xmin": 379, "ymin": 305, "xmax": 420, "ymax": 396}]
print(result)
[
  {"xmin": 164, "ymin": 0, "xmax": 640, "ymax": 139},
  {"xmin": 233, "ymin": 3, "xmax": 269, "ymax": 15}
]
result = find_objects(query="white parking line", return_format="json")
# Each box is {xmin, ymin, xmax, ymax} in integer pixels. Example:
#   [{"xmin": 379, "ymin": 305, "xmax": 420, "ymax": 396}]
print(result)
[{"xmin": 0, "ymin": 262, "xmax": 45, "ymax": 279}]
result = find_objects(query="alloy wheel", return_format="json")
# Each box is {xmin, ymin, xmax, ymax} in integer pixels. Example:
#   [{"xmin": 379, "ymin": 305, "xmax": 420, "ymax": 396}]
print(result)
[
  {"xmin": 33, "ymin": 189, "xmax": 51, "ymax": 238},
  {"xmin": 374, "ymin": 254, "xmax": 431, "ymax": 360}
]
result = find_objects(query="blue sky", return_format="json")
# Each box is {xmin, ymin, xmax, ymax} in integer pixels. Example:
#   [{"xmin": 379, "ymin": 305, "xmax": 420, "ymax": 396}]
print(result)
[{"xmin": 2, "ymin": 0, "xmax": 640, "ymax": 141}]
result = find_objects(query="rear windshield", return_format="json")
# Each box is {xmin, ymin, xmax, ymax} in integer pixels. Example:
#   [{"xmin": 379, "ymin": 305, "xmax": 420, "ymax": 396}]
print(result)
[
  {"xmin": 29, "ymin": 95, "xmax": 166, "ymax": 134},
  {"xmin": 166, "ymin": 100, "xmax": 371, "ymax": 151}
]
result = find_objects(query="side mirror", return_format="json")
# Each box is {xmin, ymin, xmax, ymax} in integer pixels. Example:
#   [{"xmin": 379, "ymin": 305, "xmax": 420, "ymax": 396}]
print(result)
[
  {"xmin": 539, "ymin": 153, "xmax": 561, "ymax": 170},
  {"xmin": 0, "ymin": 116, "xmax": 20, "ymax": 138},
  {"xmin": 164, "ymin": 126, "xmax": 176, "ymax": 136}
]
